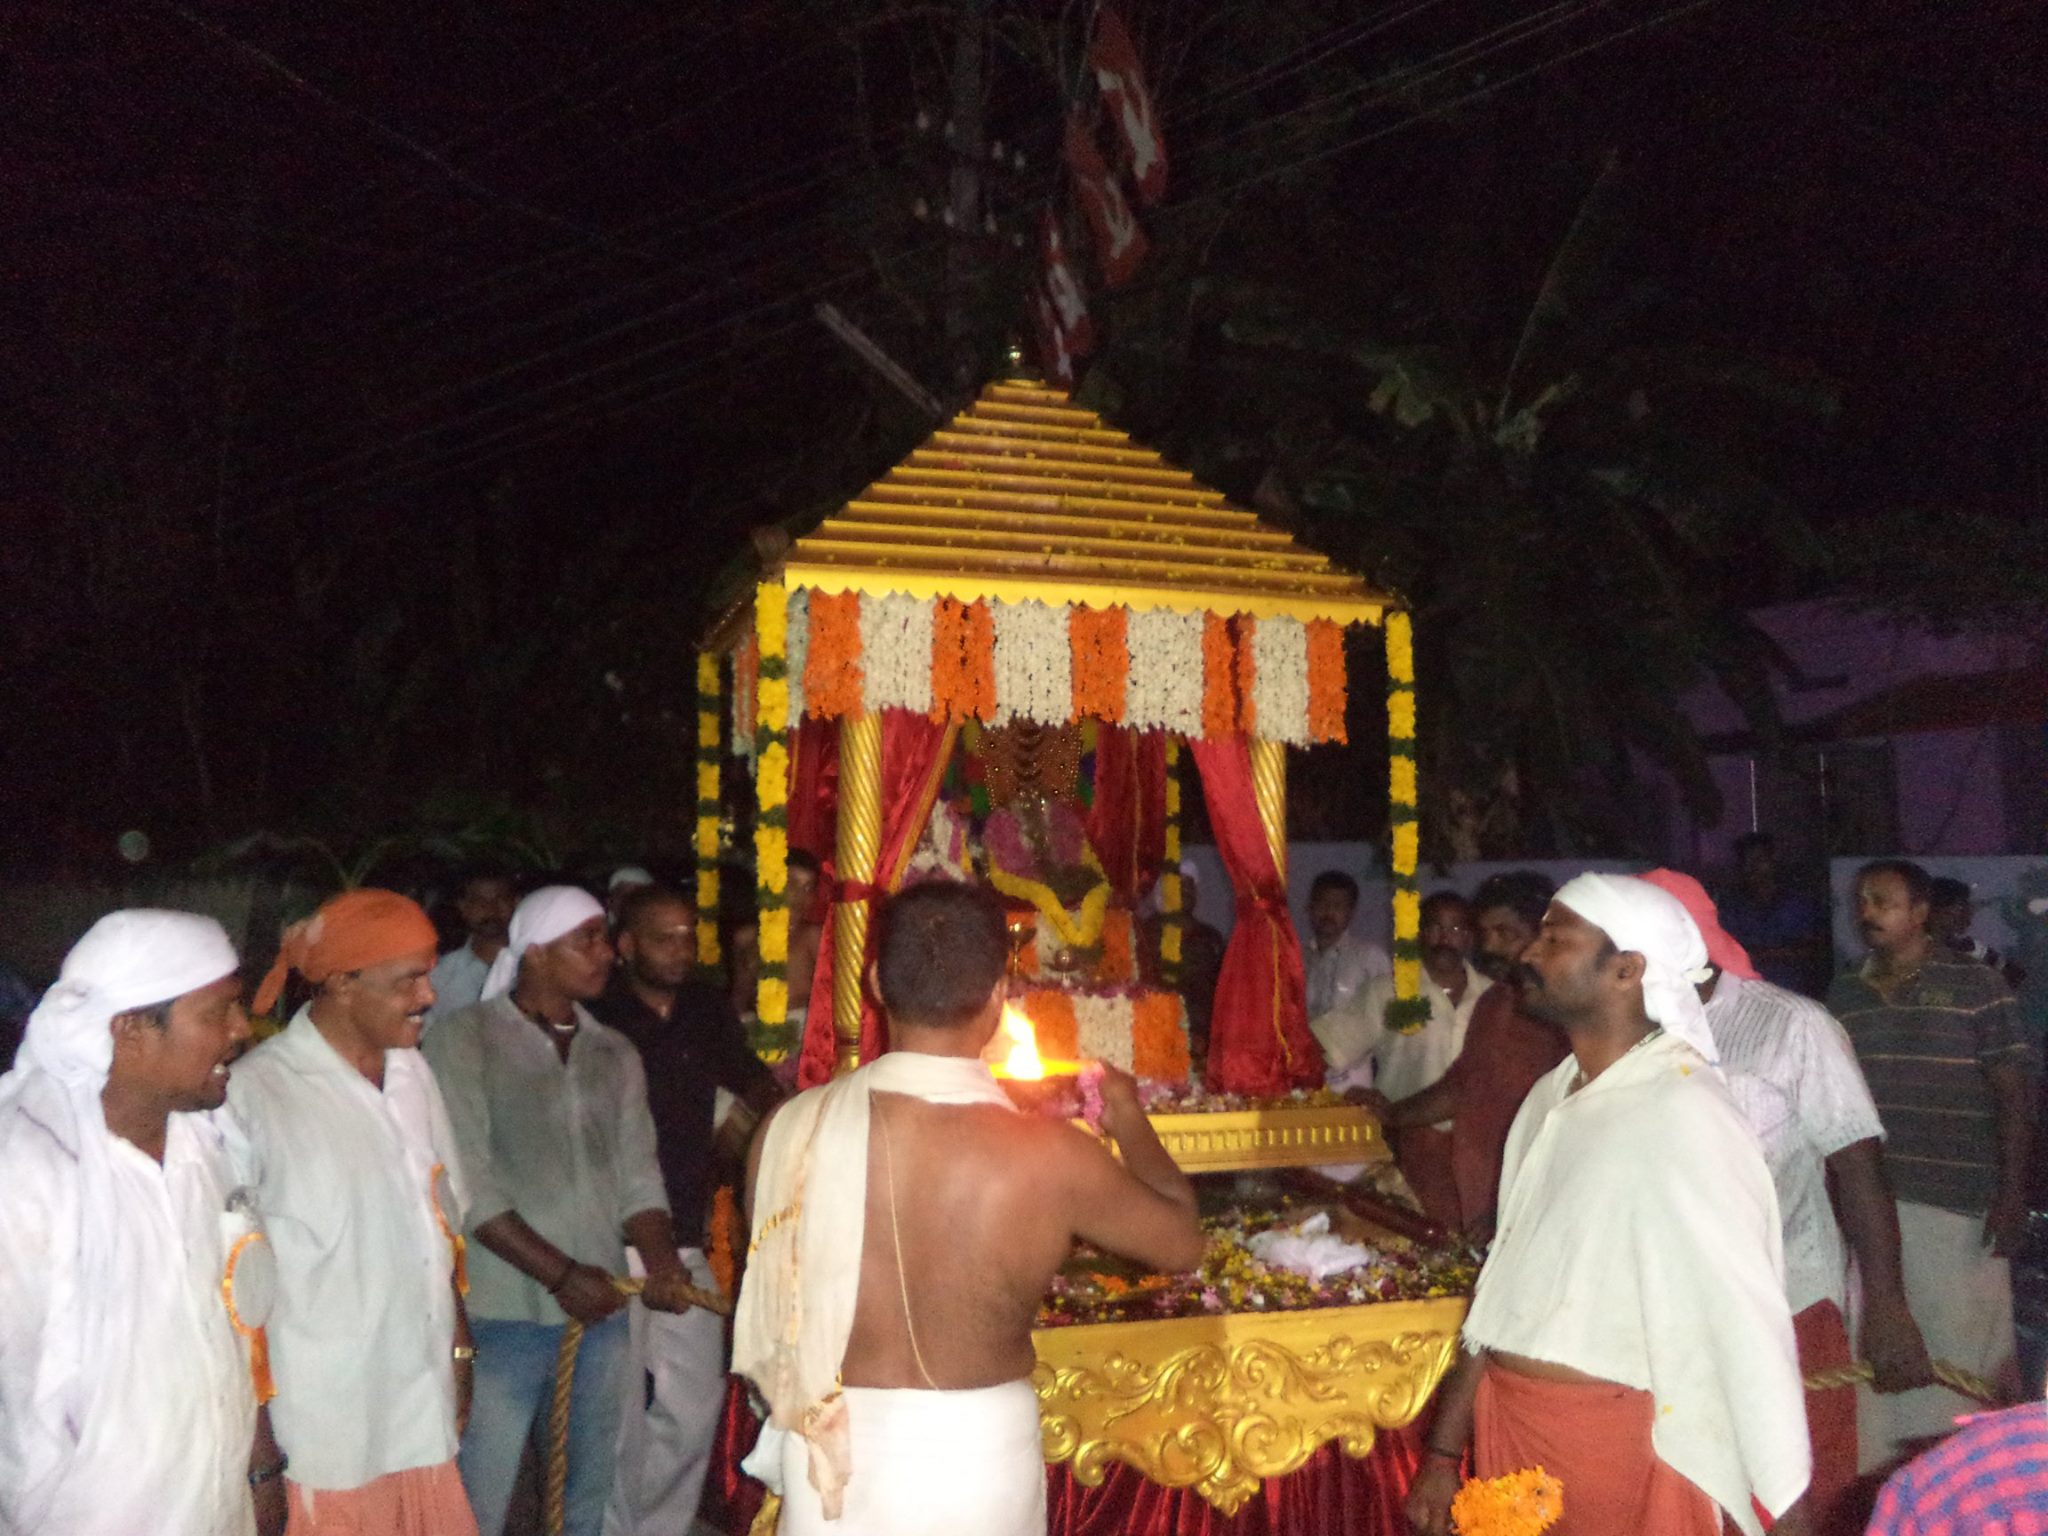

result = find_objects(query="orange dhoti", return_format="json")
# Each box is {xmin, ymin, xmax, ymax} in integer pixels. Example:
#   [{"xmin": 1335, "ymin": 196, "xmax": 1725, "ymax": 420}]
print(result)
[
  {"xmin": 285, "ymin": 1461, "xmax": 479, "ymax": 1536},
  {"xmin": 1475, "ymin": 1363, "xmax": 1721, "ymax": 1536},
  {"xmin": 1794, "ymin": 1301, "xmax": 1856, "ymax": 1528}
]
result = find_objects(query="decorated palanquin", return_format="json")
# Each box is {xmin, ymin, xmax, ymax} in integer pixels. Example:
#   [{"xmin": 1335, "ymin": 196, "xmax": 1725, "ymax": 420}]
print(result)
[{"xmin": 696, "ymin": 378, "xmax": 1466, "ymax": 1533}]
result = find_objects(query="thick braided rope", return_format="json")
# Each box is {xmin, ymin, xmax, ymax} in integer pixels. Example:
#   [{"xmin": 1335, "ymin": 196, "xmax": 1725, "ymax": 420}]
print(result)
[
  {"xmin": 543, "ymin": 1275, "xmax": 735, "ymax": 1536},
  {"xmin": 1802, "ymin": 1358, "xmax": 1997, "ymax": 1405}
]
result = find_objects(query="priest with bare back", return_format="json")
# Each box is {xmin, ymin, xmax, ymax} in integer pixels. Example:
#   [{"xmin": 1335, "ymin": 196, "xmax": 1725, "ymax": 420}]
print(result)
[{"xmin": 736, "ymin": 881, "xmax": 1204, "ymax": 1535}]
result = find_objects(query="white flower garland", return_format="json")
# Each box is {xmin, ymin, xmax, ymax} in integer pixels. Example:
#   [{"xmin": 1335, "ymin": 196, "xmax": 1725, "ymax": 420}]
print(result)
[
  {"xmin": 991, "ymin": 599, "xmax": 1073, "ymax": 725},
  {"xmin": 1250, "ymin": 614, "xmax": 1311, "ymax": 746},
  {"xmin": 1071, "ymin": 992, "xmax": 1135, "ymax": 1073},
  {"xmin": 1125, "ymin": 608, "xmax": 1205, "ymax": 734},
  {"xmin": 784, "ymin": 588, "xmax": 810, "ymax": 725},
  {"xmin": 859, "ymin": 592, "xmax": 934, "ymax": 715}
]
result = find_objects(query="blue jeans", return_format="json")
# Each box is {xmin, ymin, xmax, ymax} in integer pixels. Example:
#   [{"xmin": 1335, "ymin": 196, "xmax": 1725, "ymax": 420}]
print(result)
[{"xmin": 462, "ymin": 1314, "xmax": 630, "ymax": 1536}]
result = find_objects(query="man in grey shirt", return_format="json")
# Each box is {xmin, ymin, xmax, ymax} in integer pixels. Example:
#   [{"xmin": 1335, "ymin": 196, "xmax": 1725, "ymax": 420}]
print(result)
[{"xmin": 425, "ymin": 885, "xmax": 694, "ymax": 1536}]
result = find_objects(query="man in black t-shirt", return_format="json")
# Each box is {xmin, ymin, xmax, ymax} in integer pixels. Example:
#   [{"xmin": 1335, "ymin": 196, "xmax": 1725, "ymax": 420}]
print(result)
[{"xmin": 592, "ymin": 884, "xmax": 781, "ymax": 1536}]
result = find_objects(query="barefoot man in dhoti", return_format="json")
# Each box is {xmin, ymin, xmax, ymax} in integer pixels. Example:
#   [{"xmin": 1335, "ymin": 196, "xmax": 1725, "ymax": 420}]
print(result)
[
  {"xmin": 1407, "ymin": 874, "xmax": 1814, "ymax": 1536},
  {"xmin": 736, "ymin": 881, "xmax": 1204, "ymax": 1535}
]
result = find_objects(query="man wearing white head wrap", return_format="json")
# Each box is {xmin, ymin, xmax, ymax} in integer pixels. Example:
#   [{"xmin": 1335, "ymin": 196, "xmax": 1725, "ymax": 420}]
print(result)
[
  {"xmin": 1408, "ymin": 874, "xmax": 1813, "ymax": 1536},
  {"xmin": 0, "ymin": 910, "xmax": 283, "ymax": 1536},
  {"xmin": 425, "ymin": 887, "xmax": 693, "ymax": 1536}
]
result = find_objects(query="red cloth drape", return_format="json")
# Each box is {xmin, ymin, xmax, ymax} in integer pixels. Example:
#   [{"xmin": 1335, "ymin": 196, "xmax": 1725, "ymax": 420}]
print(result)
[
  {"xmin": 796, "ymin": 710, "xmax": 958, "ymax": 1089},
  {"xmin": 701, "ymin": 1376, "xmax": 1421, "ymax": 1536},
  {"xmin": 786, "ymin": 714, "xmax": 837, "ymax": 861},
  {"xmin": 1187, "ymin": 737, "xmax": 1320, "ymax": 1095},
  {"xmin": 1087, "ymin": 725, "xmax": 1168, "ymax": 903}
]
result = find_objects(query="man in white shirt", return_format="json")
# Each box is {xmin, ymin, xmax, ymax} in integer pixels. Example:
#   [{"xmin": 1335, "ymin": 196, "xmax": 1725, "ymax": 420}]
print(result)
[
  {"xmin": 425, "ymin": 886, "xmax": 697, "ymax": 1536},
  {"xmin": 1643, "ymin": 868, "xmax": 1931, "ymax": 1527},
  {"xmin": 1406, "ymin": 874, "xmax": 1812, "ymax": 1536},
  {"xmin": 0, "ymin": 909, "xmax": 281, "ymax": 1536},
  {"xmin": 1302, "ymin": 870, "xmax": 1391, "ymax": 1025},
  {"xmin": 427, "ymin": 871, "xmax": 517, "ymax": 1027},
  {"xmin": 232, "ymin": 889, "xmax": 479, "ymax": 1534},
  {"xmin": 1313, "ymin": 892, "xmax": 1488, "ymax": 1224}
]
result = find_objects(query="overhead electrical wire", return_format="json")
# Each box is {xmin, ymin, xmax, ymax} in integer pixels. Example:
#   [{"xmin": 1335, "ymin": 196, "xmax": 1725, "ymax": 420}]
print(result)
[{"xmin": 237, "ymin": 0, "xmax": 1726, "ymax": 516}]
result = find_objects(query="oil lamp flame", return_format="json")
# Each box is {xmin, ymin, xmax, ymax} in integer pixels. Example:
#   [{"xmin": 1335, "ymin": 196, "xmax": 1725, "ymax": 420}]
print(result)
[{"xmin": 996, "ymin": 1005, "xmax": 1045, "ymax": 1081}]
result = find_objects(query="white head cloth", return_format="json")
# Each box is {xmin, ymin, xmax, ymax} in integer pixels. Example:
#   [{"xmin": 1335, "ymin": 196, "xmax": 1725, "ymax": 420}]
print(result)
[
  {"xmin": 480, "ymin": 885, "xmax": 606, "ymax": 1001},
  {"xmin": 0, "ymin": 911, "xmax": 239, "ymax": 1423},
  {"xmin": 1553, "ymin": 872, "xmax": 1718, "ymax": 1064},
  {"xmin": 608, "ymin": 865, "xmax": 655, "ymax": 893}
]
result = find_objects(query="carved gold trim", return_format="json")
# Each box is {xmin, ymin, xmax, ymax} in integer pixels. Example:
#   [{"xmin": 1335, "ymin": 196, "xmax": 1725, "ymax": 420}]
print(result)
[
  {"xmin": 1033, "ymin": 1298, "xmax": 1467, "ymax": 1513},
  {"xmin": 1145, "ymin": 1103, "xmax": 1390, "ymax": 1174}
]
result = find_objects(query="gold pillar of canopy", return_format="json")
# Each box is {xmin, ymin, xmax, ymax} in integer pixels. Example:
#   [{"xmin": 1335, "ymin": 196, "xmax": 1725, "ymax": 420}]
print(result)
[{"xmin": 831, "ymin": 710, "xmax": 883, "ymax": 1073}]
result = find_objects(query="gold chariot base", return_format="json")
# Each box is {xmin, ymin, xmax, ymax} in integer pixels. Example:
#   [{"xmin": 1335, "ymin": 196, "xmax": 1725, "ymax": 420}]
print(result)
[
  {"xmin": 1030, "ymin": 1296, "xmax": 1468, "ymax": 1513},
  {"xmin": 1144, "ymin": 1102, "xmax": 1390, "ymax": 1175}
]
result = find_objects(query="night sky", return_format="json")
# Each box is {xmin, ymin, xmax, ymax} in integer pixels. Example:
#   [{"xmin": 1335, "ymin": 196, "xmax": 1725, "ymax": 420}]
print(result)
[{"xmin": 4, "ymin": 0, "xmax": 2042, "ymax": 869}]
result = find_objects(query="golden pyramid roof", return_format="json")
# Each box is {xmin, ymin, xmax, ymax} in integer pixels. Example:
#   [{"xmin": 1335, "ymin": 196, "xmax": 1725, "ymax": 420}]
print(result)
[{"xmin": 776, "ymin": 377, "xmax": 1396, "ymax": 626}]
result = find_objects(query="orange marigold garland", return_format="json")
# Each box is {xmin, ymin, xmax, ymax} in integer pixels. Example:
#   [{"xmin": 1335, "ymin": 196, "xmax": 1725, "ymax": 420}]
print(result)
[
  {"xmin": 1306, "ymin": 619, "xmax": 1348, "ymax": 743},
  {"xmin": 929, "ymin": 597, "xmax": 970, "ymax": 723},
  {"xmin": 1098, "ymin": 907, "xmax": 1135, "ymax": 981},
  {"xmin": 1201, "ymin": 613, "xmax": 1238, "ymax": 740},
  {"xmin": 963, "ymin": 599, "xmax": 997, "ymax": 720},
  {"xmin": 1017, "ymin": 989, "xmax": 1081, "ymax": 1062},
  {"xmin": 1132, "ymin": 992, "xmax": 1191, "ymax": 1081},
  {"xmin": 1069, "ymin": 605, "xmax": 1129, "ymax": 723},
  {"xmin": 803, "ymin": 590, "xmax": 864, "ymax": 719},
  {"xmin": 708, "ymin": 1185, "xmax": 740, "ymax": 1298},
  {"xmin": 1450, "ymin": 1468, "xmax": 1562, "ymax": 1536},
  {"xmin": 1233, "ymin": 616, "xmax": 1259, "ymax": 735}
]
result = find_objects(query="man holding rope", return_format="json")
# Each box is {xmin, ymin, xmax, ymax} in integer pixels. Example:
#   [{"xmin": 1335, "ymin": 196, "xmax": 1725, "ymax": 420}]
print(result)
[
  {"xmin": 736, "ymin": 882, "xmax": 1204, "ymax": 1535},
  {"xmin": 426, "ymin": 886, "xmax": 699, "ymax": 1536},
  {"xmin": 231, "ymin": 889, "xmax": 480, "ymax": 1533}
]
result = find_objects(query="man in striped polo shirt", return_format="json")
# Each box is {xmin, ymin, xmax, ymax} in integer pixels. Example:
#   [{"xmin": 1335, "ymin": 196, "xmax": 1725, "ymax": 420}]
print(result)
[
  {"xmin": 1830, "ymin": 858, "xmax": 2034, "ymax": 1471},
  {"xmin": 1645, "ymin": 869, "xmax": 1930, "ymax": 1526}
]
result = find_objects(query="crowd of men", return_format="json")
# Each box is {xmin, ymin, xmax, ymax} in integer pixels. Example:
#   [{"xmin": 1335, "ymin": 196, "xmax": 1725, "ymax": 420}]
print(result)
[{"xmin": 0, "ymin": 851, "xmax": 2042, "ymax": 1535}]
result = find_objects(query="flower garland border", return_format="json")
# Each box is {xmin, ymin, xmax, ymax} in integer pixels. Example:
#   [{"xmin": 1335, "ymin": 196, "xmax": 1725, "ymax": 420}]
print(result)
[
  {"xmin": 694, "ymin": 651, "xmax": 724, "ymax": 967},
  {"xmin": 754, "ymin": 582, "xmax": 792, "ymax": 1027},
  {"xmin": 1384, "ymin": 610, "xmax": 1428, "ymax": 1034},
  {"xmin": 1159, "ymin": 739, "xmax": 1185, "ymax": 975}
]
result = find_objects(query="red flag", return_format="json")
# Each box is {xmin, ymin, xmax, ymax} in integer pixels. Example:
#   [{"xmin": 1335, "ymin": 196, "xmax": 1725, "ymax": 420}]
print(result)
[
  {"xmin": 1031, "ymin": 287, "xmax": 1076, "ymax": 387},
  {"xmin": 1090, "ymin": 10, "xmax": 1167, "ymax": 205},
  {"xmin": 1041, "ymin": 212, "xmax": 1096, "ymax": 356},
  {"xmin": 1063, "ymin": 117, "xmax": 1149, "ymax": 287}
]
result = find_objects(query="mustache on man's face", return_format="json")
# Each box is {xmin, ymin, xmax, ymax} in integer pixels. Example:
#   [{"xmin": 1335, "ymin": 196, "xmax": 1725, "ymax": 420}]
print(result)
[{"xmin": 1511, "ymin": 962, "xmax": 1543, "ymax": 991}]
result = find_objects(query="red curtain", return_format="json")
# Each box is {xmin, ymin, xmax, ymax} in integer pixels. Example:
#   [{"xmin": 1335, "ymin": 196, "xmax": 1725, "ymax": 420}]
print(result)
[
  {"xmin": 1187, "ymin": 737, "xmax": 1320, "ymax": 1096},
  {"xmin": 1088, "ymin": 725, "xmax": 1168, "ymax": 904},
  {"xmin": 786, "ymin": 714, "xmax": 838, "ymax": 861},
  {"xmin": 796, "ymin": 709, "xmax": 959, "ymax": 1088},
  {"xmin": 701, "ymin": 1376, "xmax": 1420, "ymax": 1536}
]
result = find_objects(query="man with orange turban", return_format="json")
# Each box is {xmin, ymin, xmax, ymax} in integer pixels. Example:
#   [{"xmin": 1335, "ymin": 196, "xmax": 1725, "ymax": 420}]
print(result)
[
  {"xmin": 232, "ymin": 890, "xmax": 480, "ymax": 1535},
  {"xmin": 1643, "ymin": 867, "xmax": 1930, "ymax": 1527}
]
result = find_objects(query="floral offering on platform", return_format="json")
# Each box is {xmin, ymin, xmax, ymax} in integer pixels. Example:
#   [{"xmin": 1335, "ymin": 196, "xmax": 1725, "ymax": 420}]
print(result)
[{"xmin": 1036, "ymin": 1199, "xmax": 1480, "ymax": 1329}]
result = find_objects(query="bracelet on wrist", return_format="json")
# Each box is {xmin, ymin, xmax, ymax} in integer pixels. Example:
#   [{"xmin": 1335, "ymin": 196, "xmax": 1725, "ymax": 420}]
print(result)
[
  {"xmin": 452, "ymin": 1344, "xmax": 477, "ymax": 1363},
  {"xmin": 249, "ymin": 1453, "xmax": 289, "ymax": 1488}
]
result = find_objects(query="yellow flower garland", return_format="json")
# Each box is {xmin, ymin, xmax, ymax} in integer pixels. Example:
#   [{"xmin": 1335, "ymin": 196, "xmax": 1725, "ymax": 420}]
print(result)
[
  {"xmin": 1385, "ymin": 611, "xmax": 1426, "ymax": 1033},
  {"xmin": 1160, "ymin": 740, "xmax": 1184, "ymax": 969},
  {"xmin": 694, "ymin": 652, "xmax": 723, "ymax": 966},
  {"xmin": 754, "ymin": 582, "xmax": 792, "ymax": 1027},
  {"xmin": 988, "ymin": 851, "xmax": 1113, "ymax": 950}
]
